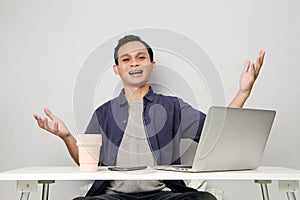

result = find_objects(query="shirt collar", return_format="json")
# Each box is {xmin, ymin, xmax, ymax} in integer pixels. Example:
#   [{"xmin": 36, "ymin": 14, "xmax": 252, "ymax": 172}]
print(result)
[
  {"xmin": 117, "ymin": 86, "xmax": 154, "ymax": 106},
  {"xmin": 144, "ymin": 86, "xmax": 154, "ymax": 102}
]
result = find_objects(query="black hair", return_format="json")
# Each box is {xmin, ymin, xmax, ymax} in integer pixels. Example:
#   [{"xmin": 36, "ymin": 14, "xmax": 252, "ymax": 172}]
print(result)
[{"xmin": 113, "ymin": 35, "xmax": 154, "ymax": 65}]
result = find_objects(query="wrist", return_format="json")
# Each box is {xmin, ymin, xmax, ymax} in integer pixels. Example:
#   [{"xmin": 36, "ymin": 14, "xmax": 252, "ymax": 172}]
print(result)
[
  {"xmin": 61, "ymin": 133, "xmax": 72, "ymax": 143},
  {"xmin": 229, "ymin": 89, "xmax": 250, "ymax": 108},
  {"xmin": 238, "ymin": 89, "xmax": 250, "ymax": 99}
]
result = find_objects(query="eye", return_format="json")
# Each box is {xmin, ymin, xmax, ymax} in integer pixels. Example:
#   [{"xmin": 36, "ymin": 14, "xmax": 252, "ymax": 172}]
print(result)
[
  {"xmin": 138, "ymin": 56, "xmax": 146, "ymax": 60},
  {"xmin": 122, "ymin": 58, "xmax": 130, "ymax": 62}
]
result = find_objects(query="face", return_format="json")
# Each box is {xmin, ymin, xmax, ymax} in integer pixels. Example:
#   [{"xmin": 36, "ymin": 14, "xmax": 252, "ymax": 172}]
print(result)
[{"xmin": 113, "ymin": 41, "xmax": 156, "ymax": 88}]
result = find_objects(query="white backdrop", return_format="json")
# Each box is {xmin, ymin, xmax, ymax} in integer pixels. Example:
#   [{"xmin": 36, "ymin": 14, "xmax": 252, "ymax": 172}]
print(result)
[{"xmin": 0, "ymin": 0, "xmax": 299, "ymax": 199}]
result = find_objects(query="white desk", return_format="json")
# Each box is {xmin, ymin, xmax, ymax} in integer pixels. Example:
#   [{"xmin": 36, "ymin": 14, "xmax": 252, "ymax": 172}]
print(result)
[{"xmin": 0, "ymin": 166, "xmax": 299, "ymax": 200}]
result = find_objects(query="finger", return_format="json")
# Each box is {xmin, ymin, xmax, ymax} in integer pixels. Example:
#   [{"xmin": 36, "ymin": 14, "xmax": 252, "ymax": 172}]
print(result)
[
  {"xmin": 44, "ymin": 108, "xmax": 56, "ymax": 120},
  {"xmin": 43, "ymin": 117, "xmax": 50, "ymax": 130},
  {"xmin": 255, "ymin": 50, "xmax": 265, "ymax": 75},
  {"xmin": 35, "ymin": 117, "xmax": 44, "ymax": 128},
  {"xmin": 257, "ymin": 50, "xmax": 266, "ymax": 67},
  {"xmin": 259, "ymin": 50, "xmax": 266, "ymax": 64},
  {"xmin": 250, "ymin": 63, "xmax": 256, "ymax": 77},
  {"xmin": 33, "ymin": 114, "xmax": 39, "ymax": 120},
  {"xmin": 54, "ymin": 121, "xmax": 59, "ymax": 133},
  {"xmin": 255, "ymin": 55, "xmax": 260, "ymax": 72},
  {"xmin": 243, "ymin": 60, "xmax": 251, "ymax": 73},
  {"xmin": 33, "ymin": 114, "xmax": 42, "ymax": 124}
]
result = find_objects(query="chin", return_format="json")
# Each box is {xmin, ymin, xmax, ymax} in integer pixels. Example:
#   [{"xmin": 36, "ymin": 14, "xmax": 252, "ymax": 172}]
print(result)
[{"xmin": 128, "ymin": 81, "xmax": 149, "ymax": 88}]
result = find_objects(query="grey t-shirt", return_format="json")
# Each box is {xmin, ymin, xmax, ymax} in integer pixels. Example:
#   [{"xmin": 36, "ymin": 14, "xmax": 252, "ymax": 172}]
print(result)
[{"xmin": 106, "ymin": 100, "xmax": 165, "ymax": 193}]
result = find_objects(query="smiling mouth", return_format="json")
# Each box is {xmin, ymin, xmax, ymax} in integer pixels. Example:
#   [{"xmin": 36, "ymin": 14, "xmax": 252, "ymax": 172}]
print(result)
[{"xmin": 129, "ymin": 70, "xmax": 143, "ymax": 75}]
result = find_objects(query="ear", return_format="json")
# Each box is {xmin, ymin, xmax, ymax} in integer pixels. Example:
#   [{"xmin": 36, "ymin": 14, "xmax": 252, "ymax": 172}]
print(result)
[
  {"xmin": 113, "ymin": 64, "xmax": 119, "ymax": 75},
  {"xmin": 151, "ymin": 61, "xmax": 156, "ymax": 71}
]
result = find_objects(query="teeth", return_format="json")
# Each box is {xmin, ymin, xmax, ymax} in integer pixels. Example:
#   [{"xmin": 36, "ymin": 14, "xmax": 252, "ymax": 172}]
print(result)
[{"xmin": 129, "ymin": 70, "xmax": 142, "ymax": 75}]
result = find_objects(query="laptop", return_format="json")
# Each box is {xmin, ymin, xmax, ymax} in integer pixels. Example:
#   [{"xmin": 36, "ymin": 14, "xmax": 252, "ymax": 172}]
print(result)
[{"xmin": 155, "ymin": 106, "xmax": 276, "ymax": 172}]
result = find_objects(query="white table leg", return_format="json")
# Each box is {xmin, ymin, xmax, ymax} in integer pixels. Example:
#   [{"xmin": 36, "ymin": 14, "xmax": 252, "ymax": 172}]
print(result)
[
  {"xmin": 286, "ymin": 192, "xmax": 297, "ymax": 200},
  {"xmin": 38, "ymin": 180, "xmax": 55, "ymax": 200},
  {"xmin": 20, "ymin": 192, "xmax": 30, "ymax": 200},
  {"xmin": 255, "ymin": 180, "xmax": 272, "ymax": 200},
  {"xmin": 17, "ymin": 180, "xmax": 38, "ymax": 200},
  {"xmin": 279, "ymin": 180, "xmax": 298, "ymax": 200}
]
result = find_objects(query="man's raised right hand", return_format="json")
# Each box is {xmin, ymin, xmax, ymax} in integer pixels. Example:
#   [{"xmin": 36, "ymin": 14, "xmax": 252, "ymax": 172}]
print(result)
[{"xmin": 33, "ymin": 108, "xmax": 70, "ymax": 139}]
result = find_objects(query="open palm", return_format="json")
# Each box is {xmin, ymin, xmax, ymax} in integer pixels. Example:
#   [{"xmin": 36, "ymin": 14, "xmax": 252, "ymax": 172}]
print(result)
[
  {"xmin": 239, "ymin": 50, "xmax": 265, "ymax": 95},
  {"xmin": 33, "ymin": 108, "xmax": 70, "ymax": 138}
]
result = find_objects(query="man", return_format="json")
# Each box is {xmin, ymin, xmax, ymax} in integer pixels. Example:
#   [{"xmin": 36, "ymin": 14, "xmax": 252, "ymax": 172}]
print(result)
[{"xmin": 34, "ymin": 35, "xmax": 265, "ymax": 200}]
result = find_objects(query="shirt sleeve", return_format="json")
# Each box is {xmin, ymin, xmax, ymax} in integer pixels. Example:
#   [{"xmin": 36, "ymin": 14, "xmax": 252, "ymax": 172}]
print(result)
[
  {"xmin": 178, "ymin": 98, "xmax": 206, "ymax": 142},
  {"xmin": 84, "ymin": 112, "xmax": 102, "ymax": 134}
]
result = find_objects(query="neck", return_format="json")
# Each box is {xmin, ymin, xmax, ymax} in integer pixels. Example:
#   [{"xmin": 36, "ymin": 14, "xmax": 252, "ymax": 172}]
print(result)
[{"xmin": 124, "ymin": 84, "xmax": 149, "ymax": 101}]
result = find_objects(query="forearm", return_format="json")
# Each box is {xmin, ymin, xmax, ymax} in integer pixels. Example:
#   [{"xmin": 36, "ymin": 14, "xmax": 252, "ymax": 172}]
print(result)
[
  {"xmin": 61, "ymin": 134, "xmax": 79, "ymax": 165},
  {"xmin": 229, "ymin": 90, "xmax": 250, "ymax": 108}
]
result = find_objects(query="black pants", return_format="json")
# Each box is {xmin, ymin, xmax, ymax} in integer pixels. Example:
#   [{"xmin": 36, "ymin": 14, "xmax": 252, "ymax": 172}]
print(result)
[{"xmin": 73, "ymin": 191, "xmax": 216, "ymax": 200}]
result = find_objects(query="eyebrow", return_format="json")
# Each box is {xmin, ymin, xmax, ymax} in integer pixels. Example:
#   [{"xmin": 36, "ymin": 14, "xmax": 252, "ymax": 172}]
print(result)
[{"xmin": 119, "ymin": 51, "xmax": 147, "ymax": 58}]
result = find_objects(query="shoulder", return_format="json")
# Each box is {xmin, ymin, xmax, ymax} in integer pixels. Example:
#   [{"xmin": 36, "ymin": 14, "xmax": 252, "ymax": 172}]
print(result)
[
  {"xmin": 151, "ymin": 92, "xmax": 181, "ymax": 106},
  {"xmin": 93, "ymin": 97, "xmax": 120, "ymax": 117},
  {"xmin": 152, "ymin": 92, "xmax": 193, "ymax": 108},
  {"xmin": 95, "ymin": 99, "xmax": 112, "ymax": 112}
]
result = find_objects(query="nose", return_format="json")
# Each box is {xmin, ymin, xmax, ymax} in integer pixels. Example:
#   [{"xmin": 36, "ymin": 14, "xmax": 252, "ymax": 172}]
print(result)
[{"xmin": 130, "ymin": 58, "xmax": 140, "ymax": 67}]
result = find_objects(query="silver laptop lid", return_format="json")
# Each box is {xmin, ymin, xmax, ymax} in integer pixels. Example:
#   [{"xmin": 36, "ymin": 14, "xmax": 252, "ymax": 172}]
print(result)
[{"xmin": 192, "ymin": 106, "xmax": 276, "ymax": 172}]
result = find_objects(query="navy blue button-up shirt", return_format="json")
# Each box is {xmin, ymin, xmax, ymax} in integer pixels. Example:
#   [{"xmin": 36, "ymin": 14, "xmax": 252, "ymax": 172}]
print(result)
[{"xmin": 85, "ymin": 87, "xmax": 206, "ymax": 196}]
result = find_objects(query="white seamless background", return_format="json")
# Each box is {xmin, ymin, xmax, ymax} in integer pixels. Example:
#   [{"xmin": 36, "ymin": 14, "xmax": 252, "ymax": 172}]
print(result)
[{"xmin": 0, "ymin": 0, "xmax": 299, "ymax": 199}]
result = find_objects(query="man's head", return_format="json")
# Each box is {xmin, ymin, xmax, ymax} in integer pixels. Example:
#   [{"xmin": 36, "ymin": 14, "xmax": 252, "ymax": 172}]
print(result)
[
  {"xmin": 113, "ymin": 35, "xmax": 156, "ymax": 89},
  {"xmin": 114, "ymin": 35, "xmax": 154, "ymax": 65}
]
